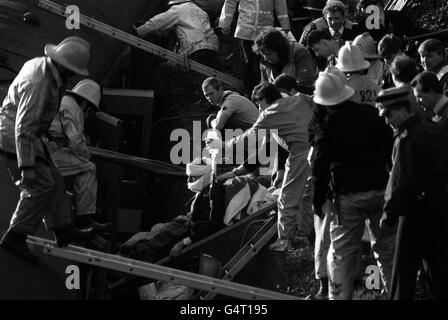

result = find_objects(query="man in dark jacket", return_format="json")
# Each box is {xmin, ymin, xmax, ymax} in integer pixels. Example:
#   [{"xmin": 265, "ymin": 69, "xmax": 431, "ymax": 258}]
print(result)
[
  {"xmin": 312, "ymin": 68, "xmax": 395, "ymax": 300},
  {"xmin": 377, "ymin": 86, "xmax": 448, "ymax": 300}
]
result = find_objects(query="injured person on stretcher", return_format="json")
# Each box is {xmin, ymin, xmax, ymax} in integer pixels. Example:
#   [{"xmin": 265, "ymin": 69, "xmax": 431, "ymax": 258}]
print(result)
[{"xmin": 118, "ymin": 156, "xmax": 275, "ymax": 263}]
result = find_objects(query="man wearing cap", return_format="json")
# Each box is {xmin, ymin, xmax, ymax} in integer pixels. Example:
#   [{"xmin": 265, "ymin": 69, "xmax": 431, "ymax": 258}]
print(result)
[
  {"xmin": 312, "ymin": 68, "xmax": 395, "ymax": 299},
  {"xmin": 44, "ymin": 79, "xmax": 111, "ymax": 232},
  {"xmin": 376, "ymin": 86, "xmax": 448, "ymax": 300},
  {"xmin": 336, "ymin": 41, "xmax": 381, "ymax": 107},
  {"xmin": 0, "ymin": 37, "xmax": 96, "ymax": 263},
  {"xmin": 353, "ymin": 32, "xmax": 386, "ymax": 86}
]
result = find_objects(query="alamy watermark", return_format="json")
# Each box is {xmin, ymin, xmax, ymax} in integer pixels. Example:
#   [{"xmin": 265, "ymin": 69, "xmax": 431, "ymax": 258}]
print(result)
[
  {"xmin": 65, "ymin": 265, "xmax": 80, "ymax": 290},
  {"xmin": 170, "ymin": 121, "xmax": 278, "ymax": 175}
]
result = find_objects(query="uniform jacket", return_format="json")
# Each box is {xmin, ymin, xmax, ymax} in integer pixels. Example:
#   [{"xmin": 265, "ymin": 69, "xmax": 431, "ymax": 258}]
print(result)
[
  {"xmin": 312, "ymin": 101, "xmax": 393, "ymax": 208},
  {"xmin": 219, "ymin": 0, "xmax": 291, "ymax": 41},
  {"xmin": 347, "ymin": 73, "xmax": 381, "ymax": 107},
  {"xmin": 46, "ymin": 94, "xmax": 90, "ymax": 162},
  {"xmin": 0, "ymin": 57, "xmax": 63, "ymax": 168},
  {"xmin": 299, "ymin": 17, "xmax": 356, "ymax": 46},
  {"xmin": 260, "ymin": 42, "xmax": 318, "ymax": 89},
  {"xmin": 383, "ymin": 115, "xmax": 448, "ymax": 224},
  {"xmin": 137, "ymin": 2, "xmax": 219, "ymax": 56}
]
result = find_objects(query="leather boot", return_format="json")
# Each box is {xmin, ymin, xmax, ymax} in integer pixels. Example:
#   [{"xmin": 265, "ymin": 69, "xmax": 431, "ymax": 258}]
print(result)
[
  {"xmin": 0, "ymin": 230, "xmax": 39, "ymax": 265},
  {"xmin": 54, "ymin": 225, "xmax": 97, "ymax": 247}
]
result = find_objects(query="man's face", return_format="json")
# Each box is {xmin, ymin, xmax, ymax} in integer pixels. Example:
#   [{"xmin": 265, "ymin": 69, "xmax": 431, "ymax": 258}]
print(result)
[
  {"xmin": 381, "ymin": 106, "xmax": 407, "ymax": 130},
  {"xmin": 326, "ymin": 11, "xmax": 345, "ymax": 31},
  {"xmin": 419, "ymin": 50, "xmax": 444, "ymax": 72},
  {"xmin": 203, "ymin": 85, "xmax": 223, "ymax": 106},
  {"xmin": 413, "ymin": 85, "xmax": 438, "ymax": 111},
  {"xmin": 261, "ymin": 49, "xmax": 281, "ymax": 65},
  {"xmin": 312, "ymin": 40, "xmax": 335, "ymax": 59}
]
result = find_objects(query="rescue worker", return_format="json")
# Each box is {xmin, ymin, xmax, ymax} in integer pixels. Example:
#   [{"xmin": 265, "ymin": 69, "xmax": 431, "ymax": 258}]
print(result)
[
  {"xmin": 353, "ymin": 32, "xmax": 387, "ymax": 85},
  {"xmin": 299, "ymin": 0, "xmax": 356, "ymax": 47},
  {"xmin": 412, "ymin": 71, "xmax": 448, "ymax": 131},
  {"xmin": 0, "ymin": 37, "xmax": 96, "ymax": 263},
  {"xmin": 378, "ymin": 33, "xmax": 404, "ymax": 89},
  {"xmin": 208, "ymin": 83, "xmax": 313, "ymax": 246},
  {"xmin": 252, "ymin": 27, "xmax": 318, "ymax": 95},
  {"xmin": 134, "ymin": 0, "xmax": 219, "ymax": 68},
  {"xmin": 307, "ymin": 30, "xmax": 341, "ymax": 69},
  {"xmin": 376, "ymin": 87, "xmax": 448, "ymax": 300},
  {"xmin": 201, "ymin": 77, "xmax": 259, "ymax": 133},
  {"xmin": 417, "ymin": 39, "xmax": 448, "ymax": 94},
  {"xmin": 44, "ymin": 79, "xmax": 111, "ymax": 232},
  {"xmin": 336, "ymin": 41, "xmax": 381, "ymax": 107},
  {"xmin": 218, "ymin": 0, "xmax": 291, "ymax": 95},
  {"xmin": 312, "ymin": 68, "xmax": 395, "ymax": 300}
]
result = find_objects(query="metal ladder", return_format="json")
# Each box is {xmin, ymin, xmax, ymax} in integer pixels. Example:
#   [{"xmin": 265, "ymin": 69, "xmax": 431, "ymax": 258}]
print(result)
[
  {"xmin": 36, "ymin": 0, "xmax": 243, "ymax": 90},
  {"xmin": 200, "ymin": 215, "xmax": 278, "ymax": 300},
  {"xmin": 26, "ymin": 235, "xmax": 300, "ymax": 300}
]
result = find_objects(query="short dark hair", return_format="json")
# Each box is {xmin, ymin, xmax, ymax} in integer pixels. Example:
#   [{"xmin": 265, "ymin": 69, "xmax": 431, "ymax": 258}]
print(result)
[
  {"xmin": 418, "ymin": 39, "xmax": 445, "ymax": 59},
  {"xmin": 307, "ymin": 30, "xmax": 333, "ymax": 48},
  {"xmin": 390, "ymin": 55, "xmax": 417, "ymax": 84},
  {"xmin": 322, "ymin": 1, "xmax": 347, "ymax": 16},
  {"xmin": 411, "ymin": 71, "xmax": 443, "ymax": 94},
  {"xmin": 378, "ymin": 34, "xmax": 403, "ymax": 58},
  {"xmin": 202, "ymin": 77, "xmax": 222, "ymax": 90},
  {"xmin": 273, "ymin": 73, "xmax": 298, "ymax": 93},
  {"xmin": 252, "ymin": 27, "xmax": 290, "ymax": 63},
  {"xmin": 252, "ymin": 82, "xmax": 283, "ymax": 105}
]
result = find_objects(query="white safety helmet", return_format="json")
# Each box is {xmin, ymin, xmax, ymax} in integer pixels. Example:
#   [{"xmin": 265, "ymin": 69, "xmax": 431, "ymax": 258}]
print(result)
[
  {"xmin": 44, "ymin": 36, "xmax": 90, "ymax": 76},
  {"xmin": 313, "ymin": 69, "xmax": 355, "ymax": 106},
  {"xmin": 353, "ymin": 33, "xmax": 379, "ymax": 59},
  {"xmin": 336, "ymin": 41, "xmax": 370, "ymax": 73},
  {"xmin": 67, "ymin": 79, "xmax": 101, "ymax": 109},
  {"xmin": 167, "ymin": 0, "xmax": 190, "ymax": 6}
]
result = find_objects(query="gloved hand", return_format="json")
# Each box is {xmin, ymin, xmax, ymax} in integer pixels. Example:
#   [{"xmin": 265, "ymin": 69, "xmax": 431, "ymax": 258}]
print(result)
[{"xmin": 170, "ymin": 241, "xmax": 186, "ymax": 258}]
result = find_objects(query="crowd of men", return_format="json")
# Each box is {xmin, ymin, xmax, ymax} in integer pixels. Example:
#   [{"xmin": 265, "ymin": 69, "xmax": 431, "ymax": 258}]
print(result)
[{"xmin": 1, "ymin": 0, "xmax": 447, "ymax": 300}]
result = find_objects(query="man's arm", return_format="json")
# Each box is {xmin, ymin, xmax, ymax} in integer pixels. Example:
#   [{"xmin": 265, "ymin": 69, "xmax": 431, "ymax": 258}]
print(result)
[
  {"xmin": 213, "ymin": 104, "xmax": 236, "ymax": 130},
  {"xmin": 136, "ymin": 6, "xmax": 180, "ymax": 37},
  {"xmin": 60, "ymin": 101, "xmax": 90, "ymax": 160},
  {"xmin": 383, "ymin": 137, "xmax": 418, "ymax": 224},
  {"xmin": 218, "ymin": 0, "xmax": 238, "ymax": 34},
  {"xmin": 274, "ymin": 0, "xmax": 291, "ymax": 31},
  {"xmin": 15, "ymin": 82, "xmax": 52, "ymax": 169}
]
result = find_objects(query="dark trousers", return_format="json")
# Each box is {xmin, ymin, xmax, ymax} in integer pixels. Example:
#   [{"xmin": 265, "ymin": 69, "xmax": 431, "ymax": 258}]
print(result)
[
  {"xmin": 389, "ymin": 211, "xmax": 448, "ymax": 300},
  {"xmin": 240, "ymin": 39, "xmax": 260, "ymax": 97}
]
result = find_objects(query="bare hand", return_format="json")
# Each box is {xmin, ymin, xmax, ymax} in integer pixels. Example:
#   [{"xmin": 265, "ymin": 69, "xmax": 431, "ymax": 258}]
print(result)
[{"xmin": 170, "ymin": 241, "xmax": 185, "ymax": 258}]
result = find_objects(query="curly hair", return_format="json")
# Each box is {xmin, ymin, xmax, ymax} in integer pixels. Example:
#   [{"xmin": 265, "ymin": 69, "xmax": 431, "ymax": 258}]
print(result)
[{"xmin": 252, "ymin": 27, "xmax": 290, "ymax": 64}]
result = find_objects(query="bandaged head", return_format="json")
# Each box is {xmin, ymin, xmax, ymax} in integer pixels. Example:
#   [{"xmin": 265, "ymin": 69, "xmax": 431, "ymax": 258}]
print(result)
[{"xmin": 186, "ymin": 157, "xmax": 212, "ymax": 193}]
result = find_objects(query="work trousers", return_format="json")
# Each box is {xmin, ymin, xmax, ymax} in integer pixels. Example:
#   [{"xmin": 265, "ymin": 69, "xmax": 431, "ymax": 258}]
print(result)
[
  {"xmin": 49, "ymin": 146, "xmax": 97, "ymax": 217},
  {"xmin": 314, "ymin": 201, "xmax": 331, "ymax": 280},
  {"xmin": 328, "ymin": 190, "xmax": 396, "ymax": 300},
  {"xmin": 0, "ymin": 150, "xmax": 71, "ymax": 235},
  {"xmin": 240, "ymin": 39, "xmax": 260, "ymax": 97},
  {"xmin": 277, "ymin": 143, "xmax": 310, "ymax": 240},
  {"xmin": 296, "ymin": 176, "xmax": 314, "ymax": 237},
  {"xmin": 389, "ymin": 212, "xmax": 448, "ymax": 300}
]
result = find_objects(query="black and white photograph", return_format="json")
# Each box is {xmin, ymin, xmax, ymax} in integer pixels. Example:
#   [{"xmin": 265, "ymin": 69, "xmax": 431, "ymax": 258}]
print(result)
[{"xmin": 0, "ymin": 0, "xmax": 447, "ymax": 306}]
